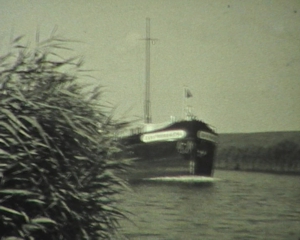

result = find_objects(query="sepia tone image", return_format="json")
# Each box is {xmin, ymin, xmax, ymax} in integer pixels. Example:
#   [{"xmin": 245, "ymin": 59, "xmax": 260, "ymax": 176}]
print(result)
[{"xmin": 0, "ymin": 1, "xmax": 299, "ymax": 239}]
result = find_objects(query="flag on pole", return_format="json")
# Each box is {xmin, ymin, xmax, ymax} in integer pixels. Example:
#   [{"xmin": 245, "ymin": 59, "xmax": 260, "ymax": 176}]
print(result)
[{"xmin": 185, "ymin": 88, "xmax": 192, "ymax": 98}]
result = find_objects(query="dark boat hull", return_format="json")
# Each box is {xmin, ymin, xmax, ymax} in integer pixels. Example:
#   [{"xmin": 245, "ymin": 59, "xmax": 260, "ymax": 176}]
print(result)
[{"xmin": 121, "ymin": 120, "xmax": 218, "ymax": 179}]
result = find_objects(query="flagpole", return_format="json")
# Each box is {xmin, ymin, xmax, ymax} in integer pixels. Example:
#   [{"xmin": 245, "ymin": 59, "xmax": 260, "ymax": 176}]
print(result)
[
  {"xmin": 182, "ymin": 86, "xmax": 184, "ymax": 120},
  {"xmin": 183, "ymin": 86, "xmax": 186, "ymax": 120},
  {"xmin": 183, "ymin": 87, "xmax": 193, "ymax": 120}
]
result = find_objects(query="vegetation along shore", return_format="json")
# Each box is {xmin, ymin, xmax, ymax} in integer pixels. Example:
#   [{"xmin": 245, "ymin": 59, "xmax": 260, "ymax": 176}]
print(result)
[{"xmin": 215, "ymin": 131, "xmax": 300, "ymax": 174}]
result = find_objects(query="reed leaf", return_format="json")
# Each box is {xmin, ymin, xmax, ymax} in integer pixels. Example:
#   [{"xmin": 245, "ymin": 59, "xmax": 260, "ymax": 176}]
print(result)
[
  {"xmin": 0, "ymin": 121, "xmax": 17, "ymax": 138},
  {"xmin": 18, "ymin": 116, "xmax": 50, "ymax": 148},
  {"xmin": 22, "ymin": 223, "xmax": 45, "ymax": 233},
  {"xmin": 31, "ymin": 217, "xmax": 56, "ymax": 225},
  {"xmin": 12, "ymin": 36, "xmax": 24, "ymax": 44},
  {"xmin": 0, "ymin": 148, "xmax": 11, "ymax": 157},
  {"xmin": 0, "ymin": 206, "xmax": 23, "ymax": 217},
  {"xmin": 2, "ymin": 237, "xmax": 24, "ymax": 240},
  {"xmin": 0, "ymin": 190, "xmax": 35, "ymax": 196},
  {"xmin": 0, "ymin": 109, "xmax": 27, "ymax": 131},
  {"xmin": 25, "ymin": 199, "xmax": 45, "ymax": 205}
]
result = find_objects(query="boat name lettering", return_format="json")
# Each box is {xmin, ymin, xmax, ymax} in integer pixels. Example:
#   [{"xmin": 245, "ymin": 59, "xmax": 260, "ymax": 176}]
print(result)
[
  {"xmin": 141, "ymin": 130, "xmax": 186, "ymax": 143},
  {"xmin": 197, "ymin": 131, "xmax": 217, "ymax": 142}
]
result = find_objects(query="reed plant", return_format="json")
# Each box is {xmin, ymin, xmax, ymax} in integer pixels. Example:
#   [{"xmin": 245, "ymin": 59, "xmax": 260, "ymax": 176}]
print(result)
[{"xmin": 0, "ymin": 36, "xmax": 130, "ymax": 239}]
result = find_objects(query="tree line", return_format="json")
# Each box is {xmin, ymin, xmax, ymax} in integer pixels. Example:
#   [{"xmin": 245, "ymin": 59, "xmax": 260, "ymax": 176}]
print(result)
[{"xmin": 215, "ymin": 140, "xmax": 300, "ymax": 174}]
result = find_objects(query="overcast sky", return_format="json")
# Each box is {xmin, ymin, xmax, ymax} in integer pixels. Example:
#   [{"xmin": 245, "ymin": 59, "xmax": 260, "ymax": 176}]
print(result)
[{"xmin": 1, "ymin": 0, "xmax": 299, "ymax": 133}]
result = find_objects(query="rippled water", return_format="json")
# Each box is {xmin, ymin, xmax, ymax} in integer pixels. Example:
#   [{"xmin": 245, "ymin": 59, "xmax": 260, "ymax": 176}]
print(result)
[{"xmin": 119, "ymin": 170, "xmax": 300, "ymax": 240}]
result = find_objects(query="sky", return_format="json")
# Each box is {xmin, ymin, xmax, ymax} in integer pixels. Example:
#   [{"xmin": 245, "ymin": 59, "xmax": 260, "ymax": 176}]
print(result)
[{"xmin": 0, "ymin": 0, "xmax": 299, "ymax": 133}]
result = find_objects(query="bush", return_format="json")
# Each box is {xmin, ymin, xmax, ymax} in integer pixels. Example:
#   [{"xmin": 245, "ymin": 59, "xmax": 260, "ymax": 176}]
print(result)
[{"xmin": 0, "ymin": 36, "xmax": 129, "ymax": 239}]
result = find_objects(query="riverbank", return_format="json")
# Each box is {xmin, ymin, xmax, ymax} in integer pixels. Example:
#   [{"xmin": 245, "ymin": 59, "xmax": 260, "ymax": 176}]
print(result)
[{"xmin": 215, "ymin": 131, "xmax": 300, "ymax": 174}]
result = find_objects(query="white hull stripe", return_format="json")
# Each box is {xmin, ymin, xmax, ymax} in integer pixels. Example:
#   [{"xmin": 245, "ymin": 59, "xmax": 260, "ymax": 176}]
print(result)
[
  {"xmin": 141, "ymin": 130, "xmax": 186, "ymax": 143},
  {"xmin": 197, "ymin": 131, "xmax": 218, "ymax": 142}
]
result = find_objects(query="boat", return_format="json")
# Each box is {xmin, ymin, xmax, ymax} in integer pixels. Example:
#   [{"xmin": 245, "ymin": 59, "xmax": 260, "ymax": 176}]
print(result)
[{"xmin": 118, "ymin": 19, "xmax": 218, "ymax": 179}]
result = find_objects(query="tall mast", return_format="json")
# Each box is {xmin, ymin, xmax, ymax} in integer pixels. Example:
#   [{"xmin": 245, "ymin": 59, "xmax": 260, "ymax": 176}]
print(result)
[{"xmin": 144, "ymin": 18, "xmax": 151, "ymax": 123}]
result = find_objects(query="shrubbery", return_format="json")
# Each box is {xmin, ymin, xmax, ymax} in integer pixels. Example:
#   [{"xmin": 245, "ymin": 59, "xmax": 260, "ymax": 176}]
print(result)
[{"xmin": 0, "ymin": 36, "xmax": 129, "ymax": 239}]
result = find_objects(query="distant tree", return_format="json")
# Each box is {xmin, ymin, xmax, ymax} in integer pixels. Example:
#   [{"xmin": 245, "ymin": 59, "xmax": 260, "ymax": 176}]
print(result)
[
  {"xmin": 270, "ymin": 140, "xmax": 298, "ymax": 171},
  {"xmin": 216, "ymin": 136, "xmax": 300, "ymax": 173}
]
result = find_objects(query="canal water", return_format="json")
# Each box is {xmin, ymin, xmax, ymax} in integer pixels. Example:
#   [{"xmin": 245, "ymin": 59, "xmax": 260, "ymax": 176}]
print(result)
[{"xmin": 119, "ymin": 170, "xmax": 300, "ymax": 240}]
